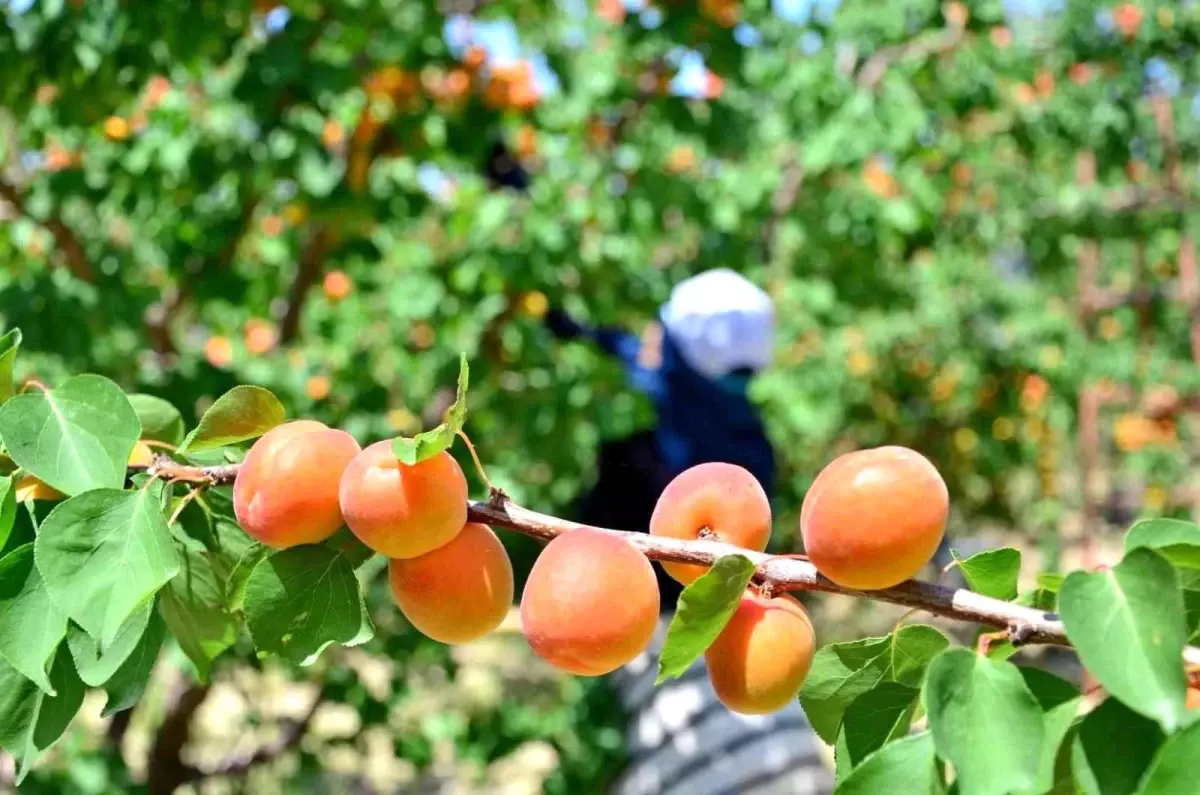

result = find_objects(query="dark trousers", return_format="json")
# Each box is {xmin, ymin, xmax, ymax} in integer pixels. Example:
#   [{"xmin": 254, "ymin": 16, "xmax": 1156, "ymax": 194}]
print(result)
[{"xmin": 573, "ymin": 431, "xmax": 685, "ymax": 611}]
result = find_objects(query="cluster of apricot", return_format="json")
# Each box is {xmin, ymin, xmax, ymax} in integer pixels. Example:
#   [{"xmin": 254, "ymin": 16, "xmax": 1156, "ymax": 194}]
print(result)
[{"xmin": 232, "ymin": 423, "xmax": 948, "ymax": 716}]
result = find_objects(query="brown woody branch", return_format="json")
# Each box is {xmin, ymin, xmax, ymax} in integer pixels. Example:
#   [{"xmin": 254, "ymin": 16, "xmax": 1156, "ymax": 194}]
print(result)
[
  {"xmin": 0, "ymin": 177, "xmax": 95, "ymax": 282},
  {"xmin": 145, "ymin": 458, "xmax": 1200, "ymax": 664}
]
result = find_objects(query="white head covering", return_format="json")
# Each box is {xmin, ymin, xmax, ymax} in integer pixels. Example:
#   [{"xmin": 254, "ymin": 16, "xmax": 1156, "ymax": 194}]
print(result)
[{"xmin": 658, "ymin": 268, "xmax": 775, "ymax": 380}]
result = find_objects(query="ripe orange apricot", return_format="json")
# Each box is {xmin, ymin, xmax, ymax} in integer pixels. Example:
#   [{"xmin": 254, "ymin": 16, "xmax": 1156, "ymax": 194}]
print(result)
[
  {"xmin": 338, "ymin": 441, "xmax": 468, "ymax": 559},
  {"xmin": 128, "ymin": 441, "xmax": 155, "ymax": 467},
  {"xmin": 650, "ymin": 463, "xmax": 772, "ymax": 584},
  {"xmin": 521, "ymin": 529, "xmax": 659, "ymax": 676},
  {"xmin": 800, "ymin": 446, "xmax": 948, "ymax": 590},
  {"xmin": 389, "ymin": 522, "xmax": 513, "ymax": 644},
  {"xmin": 1187, "ymin": 686, "xmax": 1200, "ymax": 711},
  {"xmin": 705, "ymin": 590, "xmax": 816, "ymax": 715},
  {"xmin": 323, "ymin": 270, "xmax": 352, "ymax": 301},
  {"xmin": 15, "ymin": 473, "xmax": 65, "ymax": 502},
  {"xmin": 233, "ymin": 421, "xmax": 361, "ymax": 548}
]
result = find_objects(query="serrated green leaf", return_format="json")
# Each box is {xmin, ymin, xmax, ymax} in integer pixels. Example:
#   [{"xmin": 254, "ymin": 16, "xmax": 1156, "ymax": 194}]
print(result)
[
  {"xmin": 834, "ymin": 731, "xmax": 942, "ymax": 795},
  {"xmin": 0, "ymin": 646, "xmax": 85, "ymax": 784},
  {"xmin": 0, "ymin": 474, "xmax": 15, "ymax": 551},
  {"xmin": 1137, "ymin": 717, "xmax": 1200, "ymax": 794},
  {"xmin": 393, "ymin": 354, "xmax": 469, "ymax": 466},
  {"xmin": 1014, "ymin": 667, "xmax": 1079, "ymax": 795},
  {"xmin": 951, "ymin": 547, "xmax": 1020, "ymax": 601},
  {"xmin": 35, "ymin": 485, "xmax": 180, "ymax": 648},
  {"xmin": 0, "ymin": 374, "xmax": 140, "ymax": 496},
  {"xmin": 1124, "ymin": 518, "xmax": 1200, "ymax": 569},
  {"xmin": 101, "ymin": 605, "xmax": 164, "ymax": 717},
  {"xmin": 1070, "ymin": 697, "xmax": 1163, "ymax": 795},
  {"xmin": 0, "ymin": 328, "xmax": 21, "ymax": 403},
  {"xmin": 924, "ymin": 649, "xmax": 1043, "ymax": 795},
  {"xmin": 1018, "ymin": 695, "xmax": 1079, "ymax": 795},
  {"xmin": 244, "ymin": 544, "xmax": 373, "ymax": 664},
  {"xmin": 1060, "ymin": 548, "xmax": 1187, "ymax": 732},
  {"xmin": 160, "ymin": 546, "xmax": 238, "ymax": 681},
  {"xmin": 66, "ymin": 598, "xmax": 152, "ymax": 687},
  {"xmin": 656, "ymin": 554, "xmax": 756, "ymax": 683},
  {"xmin": 800, "ymin": 624, "xmax": 948, "ymax": 744},
  {"xmin": 179, "ymin": 385, "xmax": 285, "ymax": 453},
  {"xmin": 839, "ymin": 681, "xmax": 920, "ymax": 772},
  {"xmin": 128, "ymin": 394, "xmax": 186, "ymax": 446},
  {"xmin": 0, "ymin": 544, "xmax": 69, "ymax": 694},
  {"xmin": 1017, "ymin": 667, "xmax": 1078, "ymax": 710}
]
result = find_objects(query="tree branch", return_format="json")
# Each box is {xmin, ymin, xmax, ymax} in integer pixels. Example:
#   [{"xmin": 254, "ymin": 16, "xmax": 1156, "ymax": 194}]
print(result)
[
  {"xmin": 279, "ymin": 225, "xmax": 334, "ymax": 344},
  {"xmin": 178, "ymin": 690, "xmax": 321, "ymax": 784},
  {"xmin": 0, "ymin": 177, "xmax": 95, "ymax": 282},
  {"xmin": 144, "ymin": 459, "xmax": 1200, "ymax": 664}
]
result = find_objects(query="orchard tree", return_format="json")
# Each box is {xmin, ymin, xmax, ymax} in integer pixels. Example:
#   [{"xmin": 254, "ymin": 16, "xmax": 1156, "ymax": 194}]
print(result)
[
  {"xmin": 3, "ymin": 0, "xmax": 1200, "ymax": 791},
  {"xmin": 0, "ymin": 348, "xmax": 1198, "ymax": 793}
]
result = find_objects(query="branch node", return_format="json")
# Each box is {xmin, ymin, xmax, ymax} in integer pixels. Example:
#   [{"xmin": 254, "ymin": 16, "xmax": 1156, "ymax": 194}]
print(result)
[
  {"xmin": 1007, "ymin": 622, "xmax": 1036, "ymax": 647},
  {"xmin": 487, "ymin": 485, "xmax": 509, "ymax": 508}
]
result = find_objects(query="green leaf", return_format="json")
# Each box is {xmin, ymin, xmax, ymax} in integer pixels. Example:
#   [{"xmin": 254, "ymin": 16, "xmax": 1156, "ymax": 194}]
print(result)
[
  {"xmin": 1137, "ymin": 717, "xmax": 1200, "ymax": 794},
  {"xmin": 0, "ymin": 474, "xmax": 16, "ymax": 551},
  {"xmin": 1124, "ymin": 519, "xmax": 1200, "ymax": 569},
  {"xmin": 244, "ymin": 544, "xmax": 373, "ymax": 664},
  {"xmin": 35, "ymin": 485, "xmax": 181, "ymax": 648},
  {"xmin": 1013, "ymin": 668, "xmax": 1079, "ymax": 795},
  {"xmin": 0, "ymin": 544, "xmax": 69, "ymax": 694},
  {"xmin": 0, "ymin": 374, "xmax": 140, "ymax": 496},
  {"xmin": 393, "ymin": 353, "xmax": 469, "ymax": 465},
  {"xmin": 799, "ymin": 624, "xmax": 949, "ymax": 743},
  {"xmin": 835, "ymin": 732, "xmax": 942, "ymax": 795},
  {"xmin": 66, "ymin": 599, "xmax": 153, "ymax": 686},
  {"xmin": 839, "ymin": 681, "xmax": 920, "ymax": 772},
  {"xmin": 0, "ymin": 646, "xmax": 85, "ymax": 784},
  {"xmin": 657, "ymin": 554, "xmax": 756, "ymax": 683},
  {"xmin": 178, "ymin": 385, "xmax": 285, "ymax": 453},
  {"xmin": 1059, "ymin": 548, "xmax": 1187, "ymax": 731},
  {"xmin": 0, "ymin": 328, "xmax": 21, "ymax": 403},
  {"xmin": 924, "ymin": 649, "xmax": 1043, "ymax": 795},
  {"xmin": 1018, "ymin": 696, "xmax": 1079, "ymax": 795},
  {"xmin": 101, "ymin": 607, "xmax": 164, "ymax": 717},
  {"xmin": 128, "ymin": 394, "xmax": 186, "ymax": 446},
  {"xmin": 160, "ymin": 546, "xmax": 238, "ymax": 681},
  {"xmin": 951, "ymin": 547, "xmax": 1020, "ymax": 601},
  {"xmin": 1071, "ymin": 697, "xmax": 1163, "ymax": 795},
  {"xmin": 1018, "ymin": 667, "xmax": 1078, "ymax": 709}
]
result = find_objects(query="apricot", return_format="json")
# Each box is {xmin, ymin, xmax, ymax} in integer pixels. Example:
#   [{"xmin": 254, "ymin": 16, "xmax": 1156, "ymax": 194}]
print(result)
[
  {"xmin": 705, "ymin": 590, "xmax": 816, "ymax": 715},
  {"xmin": 338, "ymin": 441, "xmax": 468, "ymax": 559},
  {"xmin": 14, "ymin": 473, "xmax": 65, "ymax": 502},
  {"xmin": 389, "ymin": 522, "xmax": 513, "ymax": 644},
  {"xmin": 128, "ymin": 441, "xmax": 155, "ymax": 467},
  {"xmin": 233, "ymin": 420, "xmax": 361, "ymax": 548},
  {"xmin": 649, "ymin": 463, "xmax": 772, "ymax": 584},
  {"xmin": 800, "ymin": 446, "xmax": 948, "ymax": 590},
  {"xmin": 521, "ymin": 529, "xmax": 659, "ymax": 676},
  {"xmin": 1187, "ymin": 686, "xmax": 1200, "ymax": 711}
]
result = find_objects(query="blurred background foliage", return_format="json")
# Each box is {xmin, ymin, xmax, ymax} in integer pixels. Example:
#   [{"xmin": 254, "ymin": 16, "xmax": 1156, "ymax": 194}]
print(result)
[{"xmin": 2, "ymin": 0, "xmax": 1199, "ymax": 791}]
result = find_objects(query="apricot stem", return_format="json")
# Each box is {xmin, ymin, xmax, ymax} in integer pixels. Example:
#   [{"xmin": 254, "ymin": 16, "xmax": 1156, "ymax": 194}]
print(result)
[
  {"xmin": 167, "ymin": 486, "xmax": 204, "ymax": 527},
  {"xmin": 130, "ymin": 458, "xmax": 1200, "ymax": 667},
  {"xmin": 456, "ymin": 429, "xmax": 495, "ymax": 492},
  {"xmin": 20, "ymin": 379, "xmax": 50, "ymax": 394}
]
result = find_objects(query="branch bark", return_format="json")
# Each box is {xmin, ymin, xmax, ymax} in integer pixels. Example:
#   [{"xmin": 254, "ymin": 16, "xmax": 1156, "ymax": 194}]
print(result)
[{"xmin": 145, "ymin": 459, "xmax": 1200, "ymax": 665}]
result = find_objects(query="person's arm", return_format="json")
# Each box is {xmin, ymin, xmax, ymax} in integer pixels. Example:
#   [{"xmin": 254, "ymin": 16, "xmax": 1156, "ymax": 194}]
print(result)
[{"xmin": 545, "ymin": 309, "xmax": 664, "ymax": 399}]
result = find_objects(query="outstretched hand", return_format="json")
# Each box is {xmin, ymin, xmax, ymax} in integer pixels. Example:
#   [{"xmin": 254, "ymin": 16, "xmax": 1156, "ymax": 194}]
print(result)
[{"xmin": 545, "ymin": 308, "xmax": 586, "ymax": 340}]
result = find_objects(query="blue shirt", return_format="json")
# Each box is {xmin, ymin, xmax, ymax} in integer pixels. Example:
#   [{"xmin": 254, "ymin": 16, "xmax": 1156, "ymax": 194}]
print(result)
[{"xmin": 585, "ymin": 324, "xmax": 777, "ymax": 496}]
